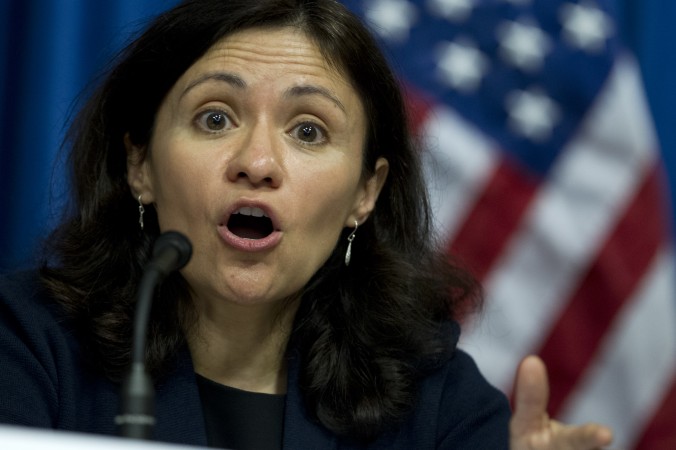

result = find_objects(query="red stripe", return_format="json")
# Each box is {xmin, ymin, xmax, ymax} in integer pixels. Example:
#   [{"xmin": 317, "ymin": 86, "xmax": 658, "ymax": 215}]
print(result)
[
  {"xmin": 449, "ymin": 157, "xmax": 538, "ymax": 280},
  {"xmin": 402, "ymin": 83, "xmax": 435, "ymax": 132},
  {"xmin": 533, "ymin": 164, "xmax": 668, "ymax": 416},
  {"xmin": 634, "ymin": 374, "xmax": 676, "ymax": 449}
]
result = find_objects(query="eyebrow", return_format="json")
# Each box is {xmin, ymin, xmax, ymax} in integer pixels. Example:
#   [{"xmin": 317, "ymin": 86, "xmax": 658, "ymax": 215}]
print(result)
[
  {"xmin": 180, "ymin": 72, "xmax": 347, "ymax": 115},
  {"xmin": 180, "ymin": 72, "xmax": 247, "ymax": 98},
  {"xmin": 283, "ymin": 85, "xmax": 347, "ymax": 114}
]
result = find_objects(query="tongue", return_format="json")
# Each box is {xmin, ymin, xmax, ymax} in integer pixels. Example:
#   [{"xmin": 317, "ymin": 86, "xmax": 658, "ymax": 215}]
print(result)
[
  {"xmin": 227, "ymin": 214, "xmax": 272, "ymax": 240},
  {"xmin": 230, "ymin": 225, "xmax": 267, "ymax": 240}
]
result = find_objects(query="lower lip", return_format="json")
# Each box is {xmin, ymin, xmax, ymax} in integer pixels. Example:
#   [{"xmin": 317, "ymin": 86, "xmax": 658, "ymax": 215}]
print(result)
[{"xmin": 217, "ymin": 225, "xmax": 282, "ymax": 251}]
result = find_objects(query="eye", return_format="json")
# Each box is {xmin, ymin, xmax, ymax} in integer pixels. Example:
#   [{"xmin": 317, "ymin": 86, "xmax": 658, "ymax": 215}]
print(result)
[
  {"xmin": 291, "ymin": 122, "xmax": 327, "ymax": 145},
  {"xmin": 195, "ymin": 110, "xmax": 233, "ymax": 132}
]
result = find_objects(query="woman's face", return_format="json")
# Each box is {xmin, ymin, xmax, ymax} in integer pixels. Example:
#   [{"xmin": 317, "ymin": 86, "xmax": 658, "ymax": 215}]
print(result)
[{"xmin": 127, "ymin": 27, "xmax": 388, "ymax": 308}]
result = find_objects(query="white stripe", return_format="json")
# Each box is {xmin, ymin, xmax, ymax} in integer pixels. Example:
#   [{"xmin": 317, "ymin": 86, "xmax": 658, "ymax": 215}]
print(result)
[
  {"xmin": 460, "ymin": 55, "xmax": 659, "ymax": 391},
  {"xmin": 560, "ymin": 246, "xmax": 676, "ymax": 449},
  {"xmin": 421, "ymin": 106, "xmax": 498, "ymax": 241}
]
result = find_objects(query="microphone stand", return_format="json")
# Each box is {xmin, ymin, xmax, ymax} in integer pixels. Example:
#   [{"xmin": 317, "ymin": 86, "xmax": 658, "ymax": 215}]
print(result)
[
  {"xmin": 115, "ymin": 269, "xmax": 161, "ymax": 439},
  {"xmin": 115, "ymin": 231, "xmax": 192, "ymax": 439}
]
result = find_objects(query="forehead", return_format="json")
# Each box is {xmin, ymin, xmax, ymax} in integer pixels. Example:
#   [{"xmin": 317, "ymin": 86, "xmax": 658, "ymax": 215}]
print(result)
[{"xmin": 179, "ymin": 26, "xmax": 354, "ymax": 92}]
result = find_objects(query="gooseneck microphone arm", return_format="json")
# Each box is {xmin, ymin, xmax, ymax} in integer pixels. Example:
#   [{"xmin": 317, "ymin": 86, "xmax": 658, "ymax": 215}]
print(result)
[{"xmin": 116, "ymin": 231, "xmax": 192, "ymax": 439}]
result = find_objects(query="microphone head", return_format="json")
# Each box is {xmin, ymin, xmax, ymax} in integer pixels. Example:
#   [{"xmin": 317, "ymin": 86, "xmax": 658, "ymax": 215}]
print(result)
[{"xmin": 152, "ymin": 231, "xmax": 193, "ymax": 272}]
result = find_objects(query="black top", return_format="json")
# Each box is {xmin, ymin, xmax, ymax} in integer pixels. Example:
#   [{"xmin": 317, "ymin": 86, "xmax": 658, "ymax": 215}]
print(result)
[
  {"xmin": 196, "ymin": 374, "xmax": 286, "ymax": 450},
  {"xmin": 0, "ymin": 270, "xmax": 512, "ymax": 449}
]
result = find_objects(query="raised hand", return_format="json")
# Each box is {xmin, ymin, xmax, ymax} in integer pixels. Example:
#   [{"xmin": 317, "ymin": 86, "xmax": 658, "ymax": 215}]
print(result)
[{"xmin": 510, "ymin": 356, "xmax": 614, "ymax": 450}]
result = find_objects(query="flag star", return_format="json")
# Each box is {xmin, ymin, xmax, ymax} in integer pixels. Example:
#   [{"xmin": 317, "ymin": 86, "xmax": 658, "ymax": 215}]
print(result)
[
  {"xmin": 436, "ymin": 39, "xmax": 490, "ymax": 93},
  {"xmin": 365, "ymin": 0, "xmax": 419, "ymax": 43},
  {"xmin": 559, "ymin": 1, "xmax": 614, "ymax": 52},
  {"xmin": 427, "ymin": 0, "xmax": 475, "ymax": 22},
  {"xmin": 505, "ymin": 88, "xmax": 561, "ymax": 142},
  {"xmin": 497, "ymin": 19, "xmax": 552, "ymax": 72}
]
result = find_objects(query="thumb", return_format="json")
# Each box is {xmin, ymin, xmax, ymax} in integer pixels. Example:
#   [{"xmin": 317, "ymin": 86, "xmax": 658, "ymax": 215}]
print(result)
[{"xmin": 511, "ymin": 355, "xmax": 550, "ymax": 437}]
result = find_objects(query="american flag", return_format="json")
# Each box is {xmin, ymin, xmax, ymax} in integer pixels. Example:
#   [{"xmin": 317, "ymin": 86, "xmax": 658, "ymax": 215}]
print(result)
[{"xmin": 343, "ymin": 0, "xmax": 676, "ymax": 448}]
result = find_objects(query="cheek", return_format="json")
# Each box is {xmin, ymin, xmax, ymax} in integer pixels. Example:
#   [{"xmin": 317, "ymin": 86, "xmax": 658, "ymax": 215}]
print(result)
[
  {"xmin": 149, "ymin": 151, "xmax": 212, "ymax": 225},
  {"xmin": 298, "ymin": 168, "xmax": 361, "ymax": 232}
]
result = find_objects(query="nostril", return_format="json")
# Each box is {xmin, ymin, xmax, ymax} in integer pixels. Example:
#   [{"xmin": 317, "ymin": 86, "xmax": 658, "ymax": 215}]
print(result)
[
  {"xmin": 237, "ymin": 172, "xmax": 273, "ymax": 184},
  {"xmin": 231, "ymin": 169, "xmax": 278, "ymax": 186}
]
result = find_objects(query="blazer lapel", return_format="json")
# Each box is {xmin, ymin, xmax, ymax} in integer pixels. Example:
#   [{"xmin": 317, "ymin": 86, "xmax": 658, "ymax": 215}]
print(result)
[
  {"xmin": 282, "ymin": 348, "xmax": 338, "ymax": 450},
  {"xmin": 153, "ymin": 348, "xmax": 208, "ymax": 447}
]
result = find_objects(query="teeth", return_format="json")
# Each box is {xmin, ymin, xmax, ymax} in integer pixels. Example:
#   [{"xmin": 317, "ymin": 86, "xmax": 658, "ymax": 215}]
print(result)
[{"xmin": 235, "ymin": 206, "xmax": 267, "ymax": 217}]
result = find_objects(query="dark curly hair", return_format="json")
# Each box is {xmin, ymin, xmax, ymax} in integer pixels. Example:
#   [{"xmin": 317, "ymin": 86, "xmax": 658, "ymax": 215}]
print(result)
[{"xmin": 40, "ymin": 0, "xmax": 481, "ymax": 443}]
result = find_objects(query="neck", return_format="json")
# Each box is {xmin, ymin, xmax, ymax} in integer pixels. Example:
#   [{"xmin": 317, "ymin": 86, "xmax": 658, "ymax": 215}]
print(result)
[{"xmin": 187, "ymin": 296, "xmax": 299, "ymax": 395}]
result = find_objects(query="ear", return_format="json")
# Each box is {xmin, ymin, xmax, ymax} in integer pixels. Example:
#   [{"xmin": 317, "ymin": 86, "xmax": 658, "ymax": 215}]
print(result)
[
  {"xmin": 347, "ymin": 157, "xmax": 389, "ymax": 226},
  {"xmin": 125, "ymin": 133, "xmax": 155, "ymax": 202}
]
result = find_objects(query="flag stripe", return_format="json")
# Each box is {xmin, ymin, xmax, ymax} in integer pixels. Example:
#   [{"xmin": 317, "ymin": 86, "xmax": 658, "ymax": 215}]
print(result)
[
  {"xmin": 449, "ymin": 158, "xmax": 538, "ymax": 280},
  {"xmin": 635, "ymin": 374, "xmax": 676, "ymax": 449},
  {"xmin": 559, "ymin": 246, "xmax": 676, "ymax": 447},
  {"xmin": 538, "ymin": 162, "xmax": 667, "ymax": 416},
  {"xmin": 460, "ymin": 55, "xmax": 658, "ymax": 392},
  {"xmin": 421, "ymin": 106, "xmax": 498, "ymax": 240},
  {"xmin": 402, "ymin": 84, "xmax": 434, "ymax": 133}
]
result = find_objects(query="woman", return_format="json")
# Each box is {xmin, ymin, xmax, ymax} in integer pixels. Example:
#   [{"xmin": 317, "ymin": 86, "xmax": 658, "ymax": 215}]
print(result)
[{"xmin": 0, "ymin": 0, "xmax": 612, "ymax": 448}]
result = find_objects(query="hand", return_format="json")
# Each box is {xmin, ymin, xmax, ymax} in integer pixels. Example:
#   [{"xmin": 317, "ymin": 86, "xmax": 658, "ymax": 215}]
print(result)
[{"xmin": 509, "ymin": 355, "xmax": 614, "ymax": 449}]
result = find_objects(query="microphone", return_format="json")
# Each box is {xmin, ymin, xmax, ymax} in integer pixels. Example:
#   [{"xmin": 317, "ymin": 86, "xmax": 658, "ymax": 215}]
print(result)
[
  {"xmin": 116, "ymin": 231, "xmax": 192, "ymax": 439},
  {"xmin": 145, "ymin": 230, "xmax": 193, "ymax": 279}
]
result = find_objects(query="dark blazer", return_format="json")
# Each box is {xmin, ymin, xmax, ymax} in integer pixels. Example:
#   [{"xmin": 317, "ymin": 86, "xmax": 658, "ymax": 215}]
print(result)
[{"xmin": 0, "ymin": 271, "xmax": 510, "ymax": 449}]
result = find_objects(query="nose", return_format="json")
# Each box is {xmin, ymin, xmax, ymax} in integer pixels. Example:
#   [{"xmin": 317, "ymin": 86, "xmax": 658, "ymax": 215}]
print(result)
[{"xmin": 225, "ymin": 121, "xmax": 283, "ymax": 188}]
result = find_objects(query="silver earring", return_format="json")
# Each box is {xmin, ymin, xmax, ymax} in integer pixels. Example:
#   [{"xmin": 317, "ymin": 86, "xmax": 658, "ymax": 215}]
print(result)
[
  {"xmin": 345, "ymin": 220, "xmax": 359, "ymax": 266},
  {"xmin": 138, "ymin": 195, "xmax": 145, "ymax": 231}
]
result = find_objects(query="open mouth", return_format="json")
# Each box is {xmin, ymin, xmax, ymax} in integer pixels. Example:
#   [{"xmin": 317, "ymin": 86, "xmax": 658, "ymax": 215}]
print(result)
[{"xmin": 226, "ymin": 206, "xmax": 274, "ymax": 240}]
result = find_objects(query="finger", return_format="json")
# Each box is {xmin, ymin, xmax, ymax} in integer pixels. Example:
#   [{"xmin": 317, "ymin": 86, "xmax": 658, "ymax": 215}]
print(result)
[
  {"xmin": 511, "ymin": 355, "xmax": 550, "ymax": 436},
  {"xmin": 558, "ymin": 422, "xmax": 614, "ymax": 449}
]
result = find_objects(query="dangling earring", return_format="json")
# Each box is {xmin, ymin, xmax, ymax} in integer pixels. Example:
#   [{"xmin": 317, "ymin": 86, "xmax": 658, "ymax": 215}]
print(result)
[
  {"xmin": 138, "ymin": 195, "xmax": 145, "ymax": 231},
  {"xmin": 345, "ymin": 220, "xmax": 359, "ymax": 266}
]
